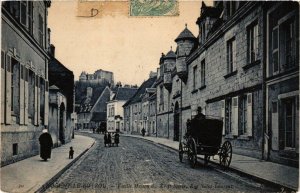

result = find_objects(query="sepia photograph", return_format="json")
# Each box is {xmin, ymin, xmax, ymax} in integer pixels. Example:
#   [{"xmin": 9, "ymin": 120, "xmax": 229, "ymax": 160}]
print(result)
[{"xmin": 0, "ymin": 0, "xmax": 299, "ymax": 192}]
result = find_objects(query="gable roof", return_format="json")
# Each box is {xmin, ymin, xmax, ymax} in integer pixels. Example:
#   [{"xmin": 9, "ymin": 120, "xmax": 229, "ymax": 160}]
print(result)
[
  {"xmin": 77, "ymin": 86, "xmax": 107, "ymax": 113},
  {"xmin": 113, "ymin": 87, "xmax": 138, "ymax": 101},
  {"xmin": 91, "ymin": 112, "xmax": 106, "ymax": 122},
  {"xmin": 90, "ymin": 86, "xmax": 111, "ymax": 112},
  {"xmin": 123, "ymin": 76, "xmax": 157, "ymax": 107}
]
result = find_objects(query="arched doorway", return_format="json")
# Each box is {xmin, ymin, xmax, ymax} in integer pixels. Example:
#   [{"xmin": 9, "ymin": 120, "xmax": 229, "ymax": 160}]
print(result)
[
  {"xmin": 59, "ymin": 103, "xmax": 65, "ymax": 144},
  {"xmin": 174, "ymin": 102, "xmax": 180, "ymax": 141}
]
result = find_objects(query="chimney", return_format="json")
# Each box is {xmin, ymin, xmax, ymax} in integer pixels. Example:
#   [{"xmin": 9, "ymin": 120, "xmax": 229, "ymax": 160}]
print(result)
[
  {"xmin": 149, "ymin": 71, "xmax": 157, "ymax": 78},
  {"xmin": 86, "ymin": 87, "xmax": 93, "ymax": 98},
  {"xmin": 50, "ymin": 44, "xmax": 55, "ymax": 58}
]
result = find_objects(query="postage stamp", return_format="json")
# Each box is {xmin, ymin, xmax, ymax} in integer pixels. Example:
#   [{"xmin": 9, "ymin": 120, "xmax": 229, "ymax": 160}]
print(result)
[{"xmin": 130, "ymin": 0, "xmax": 179, "ymax": 16}]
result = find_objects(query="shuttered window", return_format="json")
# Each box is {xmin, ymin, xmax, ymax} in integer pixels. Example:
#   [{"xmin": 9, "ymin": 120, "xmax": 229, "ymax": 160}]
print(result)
[
  {"xmin": 221, "ymin": 100, "xmax": 225, "ymax": 135},
  {"xmin": 5, "ymin": 55, "xmax": 12, "ymax": 124},
  {"xmin": 246, "ymin": 93, "xmax": 253, "ymax": 136},
  {"xmin": 1, "ymin": 51, "xmax": 5, "ymax": 123},
  {"xmin": 231, "ymin": 96, "xmax": 239, "ymax": 136}
]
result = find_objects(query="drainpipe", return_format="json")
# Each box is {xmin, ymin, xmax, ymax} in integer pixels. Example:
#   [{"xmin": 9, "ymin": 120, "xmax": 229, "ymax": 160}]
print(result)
[
  {"xmin": 156, "ymin": 97, "xmax": 158, "ymax": 137},
  {"xmin": 167, "ymin": 93, "xmax": 170, "ymax": 139},
  {"xmin": 180, "ymin": 80, "xmax": 183, "ymax": 141},
  {"xmin": 262, "ymin": 2, "xmax": 267, "ymax": 161}
]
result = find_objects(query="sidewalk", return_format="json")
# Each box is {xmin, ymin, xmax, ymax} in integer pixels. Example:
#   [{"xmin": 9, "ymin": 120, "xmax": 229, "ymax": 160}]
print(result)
[
  {"xmin": 123, "ymin": 134, "xmax": 299, "ymax": 191},
  {"xmin": 1, "ymin": 135, "xmax": 95, "ymax": 193}
]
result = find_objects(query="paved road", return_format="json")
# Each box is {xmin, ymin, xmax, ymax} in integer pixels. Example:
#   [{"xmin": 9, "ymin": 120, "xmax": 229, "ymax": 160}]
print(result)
[{"xmin": 46, "ymin": 133, "xmax": 279, "ymax": 193}]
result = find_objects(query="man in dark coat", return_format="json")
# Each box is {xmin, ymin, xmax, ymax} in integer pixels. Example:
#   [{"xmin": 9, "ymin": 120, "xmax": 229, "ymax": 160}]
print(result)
[
  {"xmin": 108, "ymin": 133, "xmax": 112, "ymax": 147},
  {"xmin": 104, "ymin": 132, "xmax": 108, "ymax": 147},
  {"xmin": 114, "ymin": 132, "xmax": 120, "ymax": 146},
  {"xmin": 39, "ymin": 128, "xmax": 53, "ymax": 161},
  {"xmin": 141, "ymin": 128, "xmax": 145, "ymax": 137},
  {"xmin": 195, "ymin": 107, "xmax": 205, "ymax": 120}
]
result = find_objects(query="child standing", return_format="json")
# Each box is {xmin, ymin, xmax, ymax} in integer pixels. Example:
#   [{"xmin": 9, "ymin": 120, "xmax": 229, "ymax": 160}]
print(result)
[{"xmin": 69, "ymin": 146, "xmax": 74, "ymax": 159}]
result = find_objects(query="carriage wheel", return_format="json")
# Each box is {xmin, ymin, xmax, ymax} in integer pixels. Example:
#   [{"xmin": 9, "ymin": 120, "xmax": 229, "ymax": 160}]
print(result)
[
  {"xmin": 188, "ymin": 138, "xmax": 197, "ymax": 168},
  {"xmin": 179, "ymin": 141, "xmax": 184, "ymax": 163},
  {"xmin": 204, "ymin": 155, "xmax": 210, "ymax": 166},
  {"xmin": 219, "ymin": 141, "xmax": 232, "ymax": 168}
]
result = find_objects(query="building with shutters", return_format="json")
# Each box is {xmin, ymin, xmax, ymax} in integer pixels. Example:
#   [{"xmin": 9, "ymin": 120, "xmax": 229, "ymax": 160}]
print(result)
[
  {"xmin": 107, "ymin": 86, "xmax": 137, "ymax": 133},
  {"xmin": 1, "ymin": 1, "xmax": 51, "ymax": 166},
  {"xmin": 264, "ymin": 2, "xmax": 299, "ymax": 167},
  {"xmin": 123, "ymin": 74, "xmax": 157, "ymax": 135},
  {"xmin": 152, "ymin": 1, "xmax": 299, "ymax": 166}
]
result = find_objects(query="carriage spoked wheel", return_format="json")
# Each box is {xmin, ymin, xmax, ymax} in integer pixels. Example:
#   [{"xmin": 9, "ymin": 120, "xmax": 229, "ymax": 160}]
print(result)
[
  {"xmin": 219, "ymin": 141, "xmax": 232, "ymax": 168},
  {"xmin": 179, "ymin": 141, "xmax": 184, "ymax": 163},
  {"xmin": 188, "ymin": 138, "xmax": 197, "ymax": 168}
]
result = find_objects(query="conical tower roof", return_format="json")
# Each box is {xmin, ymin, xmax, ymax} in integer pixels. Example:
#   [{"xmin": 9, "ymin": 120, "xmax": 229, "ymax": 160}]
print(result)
[
  {"xmin": 165, "ymin": 47, "xmax": 176, "ymax": 59},
  {"xmin": 175, "ymin": 24, "xmax": 196, "ymax": 42}
]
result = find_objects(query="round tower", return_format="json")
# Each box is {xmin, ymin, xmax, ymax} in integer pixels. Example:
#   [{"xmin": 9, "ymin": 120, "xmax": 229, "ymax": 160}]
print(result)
[
  {"xmin": 79, "ymin": 71, "xmax": 87, "ymax": 81},
  {"xmin": 163, "ymin": 47, "xmax": 176, "ymax": 92},
  {"xmin": 158, "ymin": 53, "xmax": 165, "ymax": 79},
  {"xmin": 174, "ymin": 24, "xmax": 196, "ymax": 82}
]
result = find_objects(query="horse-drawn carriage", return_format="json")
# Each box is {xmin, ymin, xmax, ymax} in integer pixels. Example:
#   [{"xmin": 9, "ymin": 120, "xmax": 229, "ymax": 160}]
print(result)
[{"xmin": 179, "ymin": 115, "xmax": 232, "ymax": 168}]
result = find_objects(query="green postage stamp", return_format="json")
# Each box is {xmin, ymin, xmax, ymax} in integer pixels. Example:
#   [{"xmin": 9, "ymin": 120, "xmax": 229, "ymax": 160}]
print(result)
[{"xmin": 130, "ymin": 0, "xmax": 179, "ymax": 16}]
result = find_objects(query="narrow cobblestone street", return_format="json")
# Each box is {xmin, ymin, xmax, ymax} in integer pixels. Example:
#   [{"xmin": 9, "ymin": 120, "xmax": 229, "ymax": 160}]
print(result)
[{"xmin": 46, "ymin": 133, "xmax": 279, "ymax": 193}]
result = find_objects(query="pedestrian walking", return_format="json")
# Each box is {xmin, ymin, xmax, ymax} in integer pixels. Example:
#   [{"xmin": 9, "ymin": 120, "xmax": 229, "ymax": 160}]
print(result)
[
  {"xmin": 141, "ymin": 128, "xmax": 145, "ymax": 137},
  {"xmin": 69, "ymin": 146, "xmax": 74, "ymax": 159},
  {"xmin": 39, "ymin": 127, "xmax": 53, "ymax": 161},
  {"xmin": 104, "ymin": 132, "xmax": 108, "ymax": 147},
  {"xmin": 114, "ymin": 132, "xmax": 120, "ymax": 146},
  {"xmin": 108, "ymin": 133, "xmax": 112, "ymax": 147}
]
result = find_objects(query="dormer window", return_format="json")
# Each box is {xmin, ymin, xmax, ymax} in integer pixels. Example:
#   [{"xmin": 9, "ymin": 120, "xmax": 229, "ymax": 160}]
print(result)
[
  {"xmin": 225, "ymin": 1, "xmax": 237, "ymax": 19},
  {"xmin": 201, "ymin": 23, "xmax": 206, "ymax": 43}
]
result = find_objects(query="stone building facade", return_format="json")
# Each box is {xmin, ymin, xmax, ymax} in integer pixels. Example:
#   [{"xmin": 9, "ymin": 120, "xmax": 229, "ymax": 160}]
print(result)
[
  {"xmin": 1, "ymin": 1, "xmax": 51, "ymax": 166},
  {"xmin": 141, "ymin": 88, "xmax": 157, "ymax": 136},
  {"xmin": 48, "ymin": 85, "xmax": 69, "ymax": 147},
  {"xmin": 123, "ymin": 75, "xmax": 157, "ymax": 135},
  {"xmin": 48, "ymin": 47, "xmax": 75, "ymax": 146},
  {"xmin": 79, "ymin": 69, "xmax": 114, "ymax": 86},
  {"xmin": 264, "ymin": 2, "xmax": 299, "ymax": 167},
  {"xmin": 151, "ymin": 1, "xmax": 298, "ymax": 166},
  {"xmin": 107, "ymin": 87, "xmax": 137, "ymax": 132}
]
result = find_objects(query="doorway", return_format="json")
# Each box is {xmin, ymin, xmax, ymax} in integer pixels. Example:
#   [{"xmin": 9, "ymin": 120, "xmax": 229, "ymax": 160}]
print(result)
[
  {"xmin": 59, "ymin": 103, "xmax": 65, "ymax": 144},
  {"xmin": 174, "ymin": 102, "xmax": 179, "ymax": 141}
]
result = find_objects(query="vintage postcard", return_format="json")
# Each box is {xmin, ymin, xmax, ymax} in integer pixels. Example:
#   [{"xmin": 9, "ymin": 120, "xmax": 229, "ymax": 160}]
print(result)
[{"xmin": 1, "ymin": 0, "xmax": 299, "ymax": 193}]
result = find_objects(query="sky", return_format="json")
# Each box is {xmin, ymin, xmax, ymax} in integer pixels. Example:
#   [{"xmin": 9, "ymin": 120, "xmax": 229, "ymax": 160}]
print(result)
[{"xmin": 48, "ymin": 1, "xmax": 209, "ymax": 86}]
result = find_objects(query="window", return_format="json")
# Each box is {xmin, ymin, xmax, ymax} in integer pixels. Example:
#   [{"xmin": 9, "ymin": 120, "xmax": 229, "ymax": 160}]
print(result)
[
  {"xmin": 268, "ymin": 6, "xmax": 299, "ymax": 77},
  {"xmin": 4, "ymin": 2, "xmax": 33, "ymax": 33},
  {"xmin": 225, "ymin": 98, "xmax": 232, "ymax": 134},
  {"xmin": 38, "ymin": 14, "xmax": 44, "ymax": 47},
  {"xmin": 27, "ymin": 2, "xmax": 33, "ymax": 34},
  {"xmin": 247, "ymin": 22, "xmax": 259, "ymax": 63},
  {"xmin": 11, "ymin": 59, "xmax": 20, "ymax": 114},
  {"xmin": 227, "ymin": 38, "xmax": 236, "ymax": 74},
  {"xmin": 239, "ymin": 95, "xmax": 247, "ymax": 135},
  {"xmin": 283, "ymin": 98, "xmax": 296, "ymax": 149},
  {"xmin": 200, "ymin": 60, "xmax": 205, "ymax": 87},
  {"xmin": 40, "ymin": 78, "xmax": 45, "ymax": 123},
  {"xmin": 272, "ymin": 27, "xmax": 279, "ymax": 74},
  {"xmin": 193, "ymin": 65, "xmax": 197, "ymax": 90},
  {"xmin": 13, "ymin": 143, "xmax": 18, "ymax": 155},
  {"xmin": 226, "ymin": 1, "xmax": 237, "ymax": 18},
  {"xmin": 28, "ymin": 70, "xmax": 35, "ymax": 118},
  {"xmin": 281, "ymin": 18, "xmax": 297, "ymax": 69},
  {"xmin": 160, "ymin": 86, "xmax": 164, "ymax": 111},
  {"xmin": 20, "ymin": 1, "xmax": 27, "ymax": 26}
]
